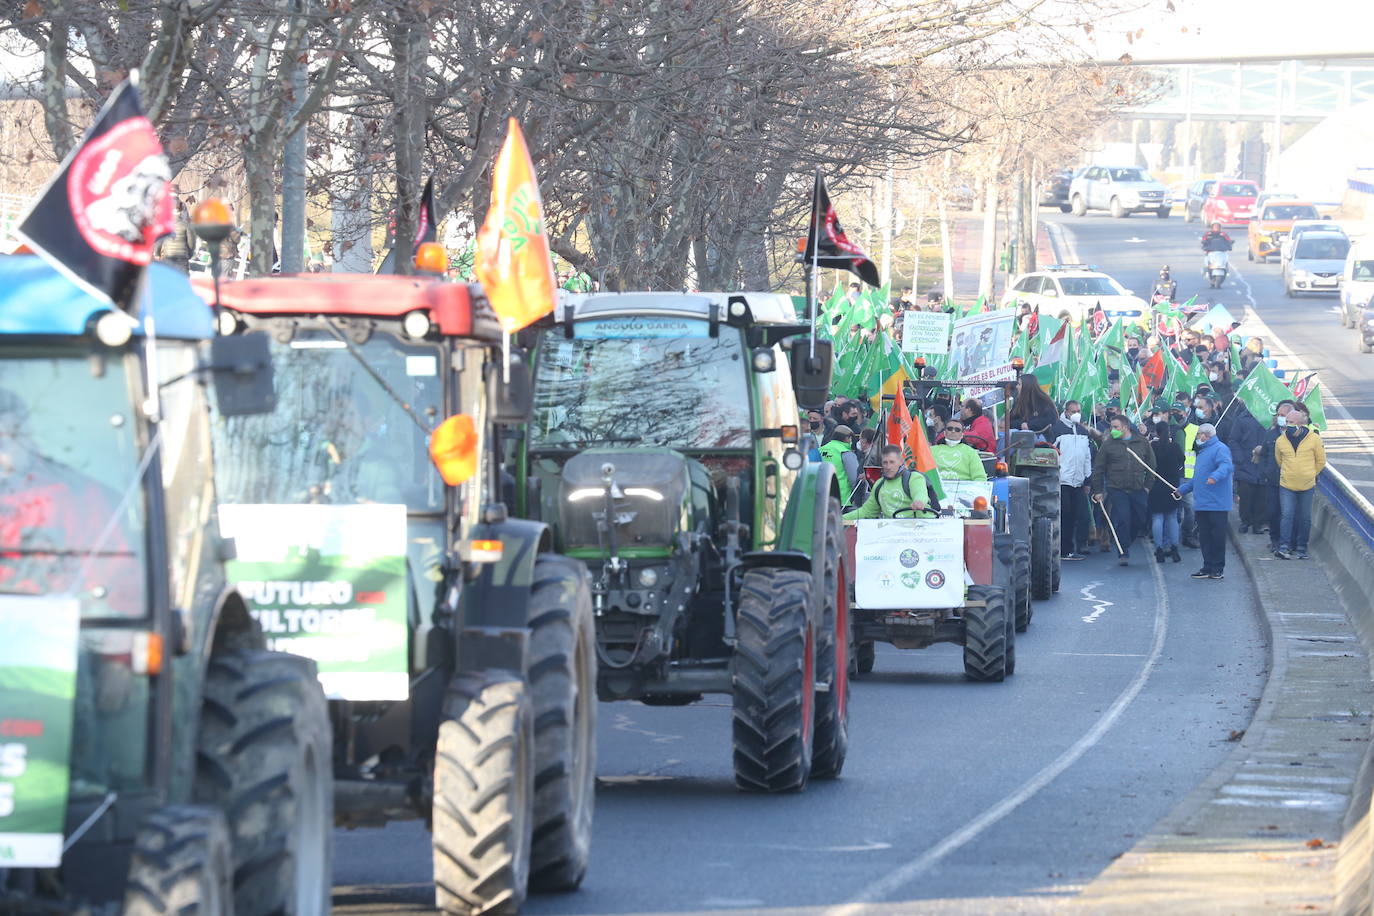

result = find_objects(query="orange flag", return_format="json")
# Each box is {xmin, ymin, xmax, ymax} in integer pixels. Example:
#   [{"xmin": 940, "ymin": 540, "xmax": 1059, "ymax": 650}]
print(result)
[{"xmin": 474, "ymin": 118, "xmax": 557, "ymax": 332}]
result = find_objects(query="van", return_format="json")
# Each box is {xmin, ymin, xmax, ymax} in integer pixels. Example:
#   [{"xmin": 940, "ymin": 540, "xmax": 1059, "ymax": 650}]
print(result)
[{"xmin": 1341, "ymin": 240, "xmax": 1374, "ymax": 328}]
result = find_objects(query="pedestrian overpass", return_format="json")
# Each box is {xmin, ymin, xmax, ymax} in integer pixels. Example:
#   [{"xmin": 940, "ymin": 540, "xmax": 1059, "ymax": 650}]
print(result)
[{"xmin": 1119, "ymin": 61, "xmax": 1374, "ymax": 124}]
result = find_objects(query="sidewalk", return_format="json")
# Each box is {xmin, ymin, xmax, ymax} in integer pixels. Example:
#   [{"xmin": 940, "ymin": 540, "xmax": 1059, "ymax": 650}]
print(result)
[
  {"xmin": 945, "ymin": 210, "xmax": 1056, "ymax": 307},
  {"xmin": 1071, "ymin": 525, "xmax": 1372, "ymax": 913}
]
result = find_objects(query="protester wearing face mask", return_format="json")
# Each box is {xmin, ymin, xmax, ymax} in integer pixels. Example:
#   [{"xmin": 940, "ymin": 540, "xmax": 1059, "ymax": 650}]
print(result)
[
  {"xmin": 1176, "ymin": 398, "xmax": 1206, "ymax": 549},
  {"xmin": 1090, "ymin": 416, "xmax": 1157, "ymax": 566},
  {"xmin": 1178, "ymin": 422, "xmax": 1234, "ymax": 579},
  {"xmin": 805, "ymin": 409, "xmax": 825, "ymax": 461},
  {"xmin": 1256, "ymin": 400, "xmax": 1296, "ymax": 551},
  {"xmin": 931, "ymin": 420, "xmax": 986, "ymax": 482},
  {"xmin": 1054, "ymin": 400, "xmax": 1096, "ymax": 560},
  {"xmin": 1273, "ymin": 406, "xmax": 1326, "ymax": 560},
  {"xmin": 1222, "ymin": 403, "xmax": 1266, "ymax": 534}
]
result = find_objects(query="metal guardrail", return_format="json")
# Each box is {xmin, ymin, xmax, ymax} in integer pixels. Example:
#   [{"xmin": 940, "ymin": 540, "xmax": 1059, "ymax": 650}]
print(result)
[{"xmin": 1318, "ymin": 467, "xmax": 1374, "ymax": 550}]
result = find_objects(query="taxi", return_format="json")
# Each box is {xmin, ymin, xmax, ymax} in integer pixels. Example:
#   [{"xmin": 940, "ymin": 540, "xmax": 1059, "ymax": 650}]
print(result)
[{"xmin": 1247, "ymin": 199, "xmax": 1321, "ymax": 262}]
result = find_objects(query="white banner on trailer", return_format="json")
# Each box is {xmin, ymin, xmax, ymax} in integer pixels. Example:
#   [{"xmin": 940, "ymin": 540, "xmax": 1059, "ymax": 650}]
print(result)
[{"xmin": 853, "ymin": 518, "xmax": 965, "ymax": 610}]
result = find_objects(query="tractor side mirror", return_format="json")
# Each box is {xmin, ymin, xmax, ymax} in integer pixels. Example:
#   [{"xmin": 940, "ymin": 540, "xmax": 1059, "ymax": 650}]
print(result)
[
  {"xmin": 788, "ymin": 338, "xmax": 832, "ymax": 411},
  {"xmin": 490, "ymin": 348, "xmax": 533, "ymax": 425},
  {"xmin": 208, "ymin": 332, "xmax": 276, "ymax": 416}
]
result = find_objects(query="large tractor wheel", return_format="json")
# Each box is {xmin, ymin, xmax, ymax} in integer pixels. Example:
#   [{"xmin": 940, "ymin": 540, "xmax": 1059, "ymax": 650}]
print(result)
[
  {"xmin": 856, "ymin": 641, "xmax": 876, "ymax": 675},
  {"xmin": 1013, "ymin": 539, "xmax": 1032, "ymax": 633},
  {"xmin": 433, "ymin": 673, "xmax": 535, "ymax": 916},
  {"xmin": 526, "ymin": 555, "xmax": 598, "ymax": 892},
  {"xmin": 810, "ymin": 498, "xmax": 849, "ymax": 780},
  {"xmin": 1030, "ymin": 516, "xmax": 1055, "ymax": 601},
  {"xmin": 124, "ymin": 806, "xmax": 233, "ymax": 916},
  {"xmin": 194, "ymin": 650, "xmax": 331, "ymax": 916},
  {"xmin": 963, "ymin": 585, "xmax": 1011, "ymax": 682},
  {"xmin": 732, "ymin": 567, "xmax": 815, "ymax": 792}
]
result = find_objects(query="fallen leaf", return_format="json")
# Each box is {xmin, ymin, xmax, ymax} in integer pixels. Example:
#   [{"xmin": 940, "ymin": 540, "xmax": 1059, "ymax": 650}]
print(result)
[
  {"xmin": 167, "ymin": 136, "xmax": 188, "ymax": 155},
  {"xmin": 1305, "ymin": 838, "xmax": 1326, "ymax": 849},
  {"xmin": 1227, "ymin": 730, "xmax": 1245, "ymax": 741},
  {"xmin": 22, "ymin": 0, "xmax": 41, "ymax": 18}
]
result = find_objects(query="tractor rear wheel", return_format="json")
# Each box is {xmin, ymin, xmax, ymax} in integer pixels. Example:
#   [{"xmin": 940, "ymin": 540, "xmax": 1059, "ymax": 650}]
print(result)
[
  {"xmin": 963, "ymin": 585, "xmax": 1010, "ymax": 682},
  {"xmin": 526, "ymin": 555, "xmax": 597, "ymax": 893},
  {"xmin": 194, "ymin": 650, "xmax": 331, "ymax": 916},
  {"xmin": 856, "ymin": 641, "xmax": 875, "ymax": 674},
  {"xmin": 732, "ymin": 567, "xmax": 815, "ymax": 792},
  {"xmin": 1030, "ymin": 516, "xmax": 1055, "ymax": 600},
  {"xmin": 123, "ymin": 806, "xmax": 233, "ymax": 916},
  {"xmin": 811, "ymin": 499, "xmax": 849, "ymax": 780},
  {"xmin": 1013, "ymin": 540, "xmax": 1032, "ymax": 632},
  {"xmin": 433, "ymin": 673, "xmax": 534, "ymax": 916}
]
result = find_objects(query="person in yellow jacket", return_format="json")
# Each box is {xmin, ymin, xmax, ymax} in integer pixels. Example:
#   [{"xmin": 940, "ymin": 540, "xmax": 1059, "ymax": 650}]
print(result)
[{"xmin": 1273, "ymin": 406, "xmax": 1326, "ymax": 560}]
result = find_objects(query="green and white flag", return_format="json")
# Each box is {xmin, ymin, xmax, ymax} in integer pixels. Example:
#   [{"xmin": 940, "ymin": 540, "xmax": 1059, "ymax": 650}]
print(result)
[
  {"xmin": 1234, "ymin": 362, "xmax": 1291, "ymax": 428},
  {"xmin": 0, "ymin": 596, "xmax": 80, "ymax": 867},
  {"xmin": 1302, "ymin": 382, "xmax": 1328, "ymax": 432}
]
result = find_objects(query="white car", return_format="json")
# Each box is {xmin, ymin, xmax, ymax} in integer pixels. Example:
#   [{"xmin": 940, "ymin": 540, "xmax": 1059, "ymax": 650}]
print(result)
[
  {"xmin": 1001, "ymin": 266, "xmax": 1148, "ymax": 326},
  {"xmin": 1284, "ymin": 232, "xmax": 1350, "ymax": 296},
  {"xmin": 1340, "ymin": 240, "xmax": 1374, "ymax": 327},
  {"xmin": 1280, "ymin": 219, "xmax": 1345, "ymax": 263}
]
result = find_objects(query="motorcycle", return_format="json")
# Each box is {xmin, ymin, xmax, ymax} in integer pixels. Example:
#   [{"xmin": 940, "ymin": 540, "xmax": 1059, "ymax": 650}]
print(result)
[{"xmin": 1204, "ymin": 250, "xmax": 1229, "ymax": 288}]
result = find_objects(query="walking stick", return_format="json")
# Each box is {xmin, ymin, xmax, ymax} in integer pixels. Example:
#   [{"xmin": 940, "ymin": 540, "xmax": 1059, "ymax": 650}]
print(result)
[
  {"xmin": 1095, "ymin": 494, "xmax": 1126, "ymax": 555},
  {"xmin": 1124, "ymin": 446, "xmax": 1184, "ymax": 501}
]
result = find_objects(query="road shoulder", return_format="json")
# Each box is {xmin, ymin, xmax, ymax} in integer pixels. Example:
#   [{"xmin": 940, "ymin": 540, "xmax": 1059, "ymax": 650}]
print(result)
[{"xmin": 1072, "ymin": 523, "xmax": 1372, "ymax": 913}]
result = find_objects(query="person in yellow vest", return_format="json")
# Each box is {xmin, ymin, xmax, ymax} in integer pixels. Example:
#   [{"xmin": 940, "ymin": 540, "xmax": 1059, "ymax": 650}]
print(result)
[
  {"xmin": 820, "ymin": 425, "xmax": 863, "ymax": 509},
  {"xmin": 1177, "ymin": 399, "xmax": 1203, "ymax": 548},
  {"xmin": 931, "ymin": 420, "xmax": 985, "ymax": 481}
]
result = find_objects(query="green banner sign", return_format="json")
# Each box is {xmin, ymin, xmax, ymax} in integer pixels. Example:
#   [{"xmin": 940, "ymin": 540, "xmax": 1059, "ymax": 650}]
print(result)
[
  {"xmin": 219, "ymin": 504, "xmax": 410, "ymax": 702},
  {"xmin": 0, "ymin": 595, "xmax": 80, "ymax": 868}
]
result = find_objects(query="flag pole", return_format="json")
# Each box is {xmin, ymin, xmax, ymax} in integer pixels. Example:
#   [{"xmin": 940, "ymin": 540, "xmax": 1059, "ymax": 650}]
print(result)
[{"xmin": 809, "ymin": 168, "xmax": 820, "ymax": 359}]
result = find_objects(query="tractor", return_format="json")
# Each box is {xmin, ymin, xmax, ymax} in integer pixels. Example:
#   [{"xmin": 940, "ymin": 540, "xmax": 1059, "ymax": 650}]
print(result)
[
  {"xmin": 201, "ymin": 272, "xmax": 597, "ymax": 914},
  {"xmin": 0, "ymin": 256, "xmax": 332, "ymax": 914},
  {"xmin": 514, "ymin": 291, "xmax": 849, "ymax": 792}
]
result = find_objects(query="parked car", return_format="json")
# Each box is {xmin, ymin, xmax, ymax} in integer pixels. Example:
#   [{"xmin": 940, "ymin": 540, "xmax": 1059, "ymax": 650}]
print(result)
[
  {"xmin": 1040, "ymin": 169, "xmax": 1076, "ymax": 212},
  {"xmin": 1001, "ymin": 265, "xmax": 1147, "ymax": 326},
  {"xmin": 1069, "ymin": 165, "xmax": 1172, "ymax": 218},
  {"xmin": 1280, "ymin": 219, "xmax": 1345, "ymax": 263},
  {"xmin": 1182, "ymin": 179, "xmax": 1216, "ymax": 223},
  {"xmin": 1200, "ymin": 178, "xmax": 1260, "ymax": 226},
  {"xmin": 1284, "ymin": 232, "xmax": 1351, "ymax": 296},
  {"xmin": 1247, "ymin": 200, "xmax": 1321, "ymax": 262},
  {"xmin": 1340, "ymin": 240, "xmax": 1374, "ymax": 328}
]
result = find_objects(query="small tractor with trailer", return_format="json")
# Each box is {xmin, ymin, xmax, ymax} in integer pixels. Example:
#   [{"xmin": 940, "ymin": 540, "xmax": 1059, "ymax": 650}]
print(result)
[
  {"xmin": 0, "ymin": 256, "xmax": 333, "ymax": 914},
  {"xmin": 844, "ymin": 490, "xmax": 1018, "ymax": 682},
  {"xmin": 514, "ymin": 291, "xmax": 849, "ymax": 792},
  {"xmin": 201, "ymin": 270, "xmax": 598, "ymax": 914}
]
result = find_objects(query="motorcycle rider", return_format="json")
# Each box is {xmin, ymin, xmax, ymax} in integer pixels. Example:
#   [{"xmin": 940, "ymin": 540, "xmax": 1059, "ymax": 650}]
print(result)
[
  {"xmin": 1151, "ymin": 265, "xmax": 1177, "ymax": 304},
  {"xmin": 1201, "ymin": 222, "xmax": 1233, "ymax": 253},
  {"xmin": 1200, "ymin": 222, "xmax": 1233, "ymax": 283}
]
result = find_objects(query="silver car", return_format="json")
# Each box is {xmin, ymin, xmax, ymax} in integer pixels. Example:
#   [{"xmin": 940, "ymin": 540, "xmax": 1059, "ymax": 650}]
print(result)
[
  {"xmin": 1069, "ymin": 165, "xmax": 1172, "ymax": 218},
  {"xmin": 1284, "ymin": 232, "xmax": 1350, "ymax": 297}
]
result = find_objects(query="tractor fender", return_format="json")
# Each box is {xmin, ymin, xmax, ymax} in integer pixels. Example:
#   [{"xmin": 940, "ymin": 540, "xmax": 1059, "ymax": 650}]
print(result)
[
  {"xmin": 454, "ymin": 517, "xmax": 553, "ymax": 677},
  {"xmin": 777, "ymin": 460, "xmax": 836, "ymax": 559},
  {"xmin": 962, "ymin": 519, "xmax": 994, "ymax": 585},
  {"xmin": 205, "ymin": 584, "xmax": 267, "ymax": 657}
]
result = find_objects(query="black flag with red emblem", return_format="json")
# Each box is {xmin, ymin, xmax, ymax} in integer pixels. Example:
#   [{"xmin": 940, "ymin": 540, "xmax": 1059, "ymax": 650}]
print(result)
[
  {"xmin": 376, "ymin": 176, "xmax": 438, "ymax": 274},
  {"xmin": 801, "ymin": 169, "xmax": 880, "ymax": 288},
  {"xmin": 16, "ymin": 76, "xmax": 173, "ymax": 309}
]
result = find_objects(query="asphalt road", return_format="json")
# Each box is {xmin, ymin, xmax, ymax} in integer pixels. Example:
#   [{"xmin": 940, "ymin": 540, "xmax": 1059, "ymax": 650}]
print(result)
[
  {"xmin": 333, "ymin": 549, "xmax": 1266, "ymax": 913},
  {"xmin": 1046, "ymin": 210, "xmax": 1374, "ymax": 505}
]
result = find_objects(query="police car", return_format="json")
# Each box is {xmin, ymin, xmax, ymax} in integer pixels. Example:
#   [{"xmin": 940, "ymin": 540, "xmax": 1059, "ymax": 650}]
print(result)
[{"xmin": 1000, "ymin": 264, "xmax": 1148, "ymax": 327}]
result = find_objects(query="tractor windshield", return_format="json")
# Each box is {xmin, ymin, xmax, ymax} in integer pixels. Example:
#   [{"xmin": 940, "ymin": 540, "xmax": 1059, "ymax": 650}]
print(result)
[
  {"xmin": 531, "ymin": 318, "xmax": 753, "ymax": 450},
  {"xmin": 0, "ymin": 346, "xmax": 146, "ymax": 617},
  {"xmin": 212, "ymin": 330, "xmax": 445, "ymax": 511}
]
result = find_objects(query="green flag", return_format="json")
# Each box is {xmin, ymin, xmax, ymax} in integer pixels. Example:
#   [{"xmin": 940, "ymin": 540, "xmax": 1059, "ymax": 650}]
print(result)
[
  {"xmin": 1233, "ymin": 362, "xmax": 1291, "ymax": 428},
  {"xmin": 1302, "ymin": 383, "xmax": 1328, "ymax": 432}
]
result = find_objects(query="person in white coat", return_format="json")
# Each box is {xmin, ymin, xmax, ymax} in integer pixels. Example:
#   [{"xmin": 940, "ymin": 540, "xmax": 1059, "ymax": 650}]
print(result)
[{"xmin": 1054, "ymin": 399, "xmax": 1096, "ymax": 560}]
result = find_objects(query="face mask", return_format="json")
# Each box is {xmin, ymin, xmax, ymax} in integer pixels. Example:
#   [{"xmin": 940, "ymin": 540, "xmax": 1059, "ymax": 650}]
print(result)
[
  {"xmin": 809, "ymin": 420, "xmax": 821, "ymax": 431},
  {"xmin": 1069, "ymin": 412, "xmax": 1082, "ymax": 424},
  {"xmin": 1276, "ymin": 415, "xmax": 1288, "ymax": 427},
  {"xmin": 1195, "ymin": 408, "xmax": 1207, "ymax": 419},
  {"xmin": 1110, "ymin": 429, "xmax": 1124, "ymax": 439},
  {"xmin": 1152, "ymin": 414, "xmax": 1163, "ymax": 424},
  {"xmin": 1208, "ymin": 371, "xmax": 1219, "ymax": 381}
]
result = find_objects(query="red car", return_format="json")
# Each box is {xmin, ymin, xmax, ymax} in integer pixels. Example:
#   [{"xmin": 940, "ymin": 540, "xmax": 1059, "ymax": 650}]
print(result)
[{"xmin": 1201, "ymin": 179, "xmax": 1261, "ymax": 227}]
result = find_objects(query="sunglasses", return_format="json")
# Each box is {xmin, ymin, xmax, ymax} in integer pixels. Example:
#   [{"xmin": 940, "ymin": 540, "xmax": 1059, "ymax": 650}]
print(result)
[{"xmin": 945, "ymin": 426, "xmax": 964, "ymax": 432}]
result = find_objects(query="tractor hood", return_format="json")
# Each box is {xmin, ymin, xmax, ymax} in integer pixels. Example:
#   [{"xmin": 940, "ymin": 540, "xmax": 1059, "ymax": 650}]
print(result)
[{"xmin": 559, "ymin": 448, "xmax": 703, "ymax": 552}]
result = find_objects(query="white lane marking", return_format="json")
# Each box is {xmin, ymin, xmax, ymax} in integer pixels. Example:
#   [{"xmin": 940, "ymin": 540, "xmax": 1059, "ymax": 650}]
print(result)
[
  {"xmin": 824, "ymin": 558, "xmax": 1172, "ymax": 915},
  {"xmin": 1080, "ymin": 581, "xmax": 1112, "ymax": 624},
  {"xmin": 610, "ymin": 713, "xmax": 683, "ymax": 744},
  {"xmin": 1124, "ymin": 237, "xmax": 1147, "ymax": 244},
  {"xmin": 1052, "ymin": 652, "xmax": 1148, "ymax": 657}
]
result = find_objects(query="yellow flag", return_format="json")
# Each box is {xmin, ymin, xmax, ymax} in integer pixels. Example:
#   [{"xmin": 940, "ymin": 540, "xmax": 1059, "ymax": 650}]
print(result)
[{"xmin": 474, "ymin": 118, "xmax": 557, "ymax": 332}]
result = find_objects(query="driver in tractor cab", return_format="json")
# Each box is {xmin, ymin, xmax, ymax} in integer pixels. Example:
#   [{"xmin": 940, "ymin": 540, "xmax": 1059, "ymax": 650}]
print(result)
[
  {"xmin": 843, "ymin": 444, "xmax": 928, "ymax": 521},
  {"xmin": 931, "ymin": 419, "xmax": 986, "ymax": 482}
]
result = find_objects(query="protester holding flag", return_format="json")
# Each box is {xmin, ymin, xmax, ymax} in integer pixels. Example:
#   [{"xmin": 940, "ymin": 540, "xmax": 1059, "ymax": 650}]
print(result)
[
  {"xmin": 1148, "ymin": 421, "xmax": 1186, "ymax": 564},
  {"xmin": 1091, "ymin": 416, "xmax": 1157, "ymax": 566},
  {"xmin": 1179, "ymin": 423, "xmax": 1234, "ymax": 579},
  {"xmin": 1274, "ymin": 406, "xmax": 1326, "ymax": 561},
  {"xmin": 1257, "ymin": 400, "xmax": 1297, "ymax": 551},
  {"xmin": 1223, "ymin": 404, "xmax": 1267, "ymax": 534},
  {"xmin": 843, "ymin": 445, "xmax": 929, "ymax": 521},
  {"xmin": 821, "ymin": 426, "xmax": 862, "ymax": 508}
]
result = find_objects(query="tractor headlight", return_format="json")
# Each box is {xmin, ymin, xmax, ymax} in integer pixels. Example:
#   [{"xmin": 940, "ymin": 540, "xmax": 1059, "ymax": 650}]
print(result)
[
  {"xmin": 94, "ymin": 310, "xmax": 137, "ymax": 347},
  {"xmin": 782, "ymin": 448, "xmax": 804, "ymax": 470},
  {"xmin": 638, "ymin": 567, "xmax": 659, "ymax": 587},
  {"xmin": 402, "ymin": 309, "xmax": 433, "ymax": 339},
  {"xmin": 751, "ymin": 348, "xmax": 776, "ymax": 372}
]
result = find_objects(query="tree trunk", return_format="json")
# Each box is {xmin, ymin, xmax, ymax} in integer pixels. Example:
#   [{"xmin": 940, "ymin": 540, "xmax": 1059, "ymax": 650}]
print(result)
[
  {"xmin": 389, "ymin": 12, "xmax": 429, "ymax": 276},
  {"xmin": 330, "ymin": 98, "xmax": 374, "ymax": 273},
  {"xmin": 939, "ymin": 196, "xmax": 954, "ymax": 304},
  {"xmin": 243, "ymin": 140, "xmax": 277, "ymax": 277},
  {"xmin": 977, "ymin": 182, "xmax": 999, "ymax": 302}
]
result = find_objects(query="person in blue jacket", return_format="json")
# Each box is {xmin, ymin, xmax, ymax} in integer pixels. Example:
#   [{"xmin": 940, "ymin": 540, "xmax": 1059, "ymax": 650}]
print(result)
[{"xmin": 1178, "ymin": 422, "xmax": 1234, "ymax": 580}]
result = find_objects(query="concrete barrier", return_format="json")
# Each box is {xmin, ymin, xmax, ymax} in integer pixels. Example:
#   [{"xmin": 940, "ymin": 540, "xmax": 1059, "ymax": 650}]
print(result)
[{"xmin": 1315, "ymin": 469, "xmax": 1374, "ymax": 916}]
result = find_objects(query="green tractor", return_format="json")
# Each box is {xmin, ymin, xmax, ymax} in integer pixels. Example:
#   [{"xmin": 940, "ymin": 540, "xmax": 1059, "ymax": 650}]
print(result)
[
  {"xmin": 204, "ymin": 273, "xmax": 597, "ymax": 915},
  {"xmin": 1000, "ymin": 411, "xmax": 1062, "ymax": 601},
  {"xmin": 0, "ymin": 257, "xmax": 332, "ymax": 914},
  {"xmin": 515, "ymin": 292, "xmax": 849, "ymax": 792}
]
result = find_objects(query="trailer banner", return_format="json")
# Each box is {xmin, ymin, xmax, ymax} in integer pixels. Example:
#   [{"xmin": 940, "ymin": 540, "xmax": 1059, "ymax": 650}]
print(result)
[{"xmin": 853, "ymin": 517, "xmax": 965, "ymax": 610}]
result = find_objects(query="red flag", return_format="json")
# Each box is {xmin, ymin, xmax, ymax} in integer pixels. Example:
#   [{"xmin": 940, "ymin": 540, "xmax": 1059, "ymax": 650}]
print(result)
[
  {"xmin": 376, "ymin": 175, "xmax": 439, "ymax": 274},
  {"xmin": 1137, "ymin": 349, "xmax": 1166, "ymax": 404},
  {"xmin": 16, "ymin": 77, "xmax": 173, "ymax": 308},
  {"xmin": 1026, "ymin": 305, "xmax": 1039, "ymax": 340},
  {"xmin": 888, "ymin": 385, "xmax": 913, "ymax": 449},
  {"xmin": 802, "ymin": 169, "xmax": 881, "ymax": 288}
]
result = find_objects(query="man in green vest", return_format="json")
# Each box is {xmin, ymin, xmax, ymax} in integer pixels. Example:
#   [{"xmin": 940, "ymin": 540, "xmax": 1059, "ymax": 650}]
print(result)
[
  {"xmin": 820, "ymin": 425, "xmax": 862, "ymax": 508},
  {"xmin": 931, "ymin": 420, "xmax": 986, "ymax": 481},
  {"xmin": 844, "ymin": 445, "xmax": 929, "ymax": 520}
]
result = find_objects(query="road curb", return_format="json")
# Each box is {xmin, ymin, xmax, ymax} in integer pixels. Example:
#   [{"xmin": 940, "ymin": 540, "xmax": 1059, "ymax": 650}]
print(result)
[{"xmin": 1072, "ymin": 520, "xmax": 1370, "ymax": 912}]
